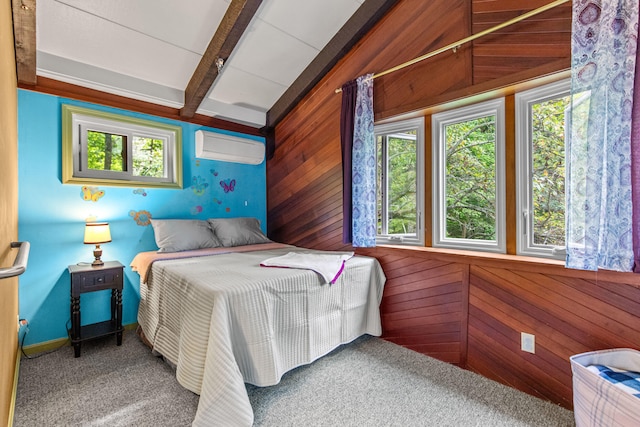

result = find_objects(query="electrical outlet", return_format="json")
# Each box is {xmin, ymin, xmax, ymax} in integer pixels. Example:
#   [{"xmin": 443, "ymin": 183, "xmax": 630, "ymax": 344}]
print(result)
[{"xmin": 521, "ymin": 332, "xmax": 535, "ymax": 354}]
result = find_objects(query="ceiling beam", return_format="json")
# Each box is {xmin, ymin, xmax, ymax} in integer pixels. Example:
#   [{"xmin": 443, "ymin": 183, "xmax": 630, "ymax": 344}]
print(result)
[
  {"xmin": 12, "ymin": 0, "xmax": 37, "ymax": 85},
  {"xmin": 180, "ymin": 0, "xmax": 263, "ymax": 119},
  {"xmin": 265, "ymin": 0, "xmax": 400, "ymax": 129}
]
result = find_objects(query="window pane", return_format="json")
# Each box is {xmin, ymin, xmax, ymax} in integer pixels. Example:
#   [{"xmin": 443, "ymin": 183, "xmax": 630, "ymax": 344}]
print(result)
[
  {"xmin": 387, "ymin": 132, "xmax": 417, "ymax": 235},
  {"xmin": 376, "ymin": 136, "xmax": 384, "ymax": 235},
  {"xmin": 133, "ymin": 136, "xmax": 165, "ymax": 178},
  {"xmin": 375, "ymin": 117, "xmax": 424, "ymax": 246},
  {"xmin": 444, "ymin": 115, "xmax": 496, "ymax": 240},
  {"xmin": 63, "ymin": 105, "xmax": 182, "ymax": 188},
  {"xmin": 87, "ymin": 130, "xmax": 125, "ymax": 172},
  {"xmin": 531, "ymin": 95, "xmax": 569, "ymax": 247}
]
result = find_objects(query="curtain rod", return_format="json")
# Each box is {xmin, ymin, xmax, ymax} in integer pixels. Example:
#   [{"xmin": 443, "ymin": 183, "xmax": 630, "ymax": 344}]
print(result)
[{"xmin": 335, "ymin": 0, "xmax": 570, "ymax": 94}]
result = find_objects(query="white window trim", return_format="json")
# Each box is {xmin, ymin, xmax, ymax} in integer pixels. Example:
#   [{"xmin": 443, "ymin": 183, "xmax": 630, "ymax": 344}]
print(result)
[
  {"xmin": 432, "ymin": 98, "xmax": 506, "ymax": 253},
  {"xmin": 375, "ymin": 117, "xmax": 425, "ymax": 246},
  {"xmin": 515, "ymin": 79, "xmax": 570, "ymax": 259},
  {"xmin": 62, "ymin": 105, "xmax": 183, "ymax": 188}
]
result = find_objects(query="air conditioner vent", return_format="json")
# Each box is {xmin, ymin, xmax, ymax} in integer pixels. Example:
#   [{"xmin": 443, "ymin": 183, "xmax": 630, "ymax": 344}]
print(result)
[{"xmin": 195, "ymin": 130, "xmax": 265, "ymax": 165}]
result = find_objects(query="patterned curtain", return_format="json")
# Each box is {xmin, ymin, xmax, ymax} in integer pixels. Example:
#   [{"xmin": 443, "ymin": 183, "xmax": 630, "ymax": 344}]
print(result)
[
  {"xmin": 351, "ymin": 74, "xmax": 376, "ymax": 247},
  {"xmin": 632, "ymin": 26, "xmax": 640, "ymax": 272},
  {"xmin": 566, "ymin": 0, "xmax": 639, "ymax": 271}
]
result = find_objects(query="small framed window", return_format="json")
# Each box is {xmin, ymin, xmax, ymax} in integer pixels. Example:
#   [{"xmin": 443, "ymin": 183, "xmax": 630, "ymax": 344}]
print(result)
[
  {"xmin": 375, "ymin": 117, "xmax": 425, "ymax": 246},
  {"xmin": 432, "ymin": 99, "xmax": 506, "ymax": 253},
  {"xmin": 62, "ymin": 105, "xmax": 182, "ymax": 188},
  {"xmin": 516, "ymin": 79, "xmax": 570, "ymax": 259}
]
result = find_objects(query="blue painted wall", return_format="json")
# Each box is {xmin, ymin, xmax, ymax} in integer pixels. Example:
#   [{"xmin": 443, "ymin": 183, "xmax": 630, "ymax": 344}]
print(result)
[{"xmin": 17, "ymin": 89, "xmax": 266, "ymax": 346}]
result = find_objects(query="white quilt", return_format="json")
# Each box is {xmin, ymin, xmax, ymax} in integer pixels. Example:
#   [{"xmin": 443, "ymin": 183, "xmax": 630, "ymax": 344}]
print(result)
[{"xmin": 136, "ymin": 246, "xmax": 386, "ymax": 426}]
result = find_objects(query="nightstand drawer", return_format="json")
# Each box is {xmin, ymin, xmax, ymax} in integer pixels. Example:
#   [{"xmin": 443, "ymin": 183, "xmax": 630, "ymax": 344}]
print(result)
[
  {"xmin": 79, "ymin": 270, "xmax": 121, "ymax": 291},
  {"xmin": 69, "ymin": 261, "xmax": 124, "ymax": 297}
]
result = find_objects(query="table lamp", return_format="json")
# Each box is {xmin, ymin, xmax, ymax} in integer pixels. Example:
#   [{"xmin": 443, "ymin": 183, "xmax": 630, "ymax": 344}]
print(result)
[{"xmin": 84, "ymin": 222, "xmax": 111, "ymax": 266}]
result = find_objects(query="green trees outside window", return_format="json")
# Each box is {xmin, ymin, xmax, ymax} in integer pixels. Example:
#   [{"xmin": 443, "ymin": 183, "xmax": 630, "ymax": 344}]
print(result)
[
  {"xmin": 132, "ymin": 137, "xmax": 165, "ymax": 178},
  {"xmin": 87, "ymin": 132, "xmax": 166, "ymax": 178},
  {"xmin": 373, "ymin": 77, "xmax": 569, "ymax": 257},
  {"xmin": 375, "ymin": 117, "xmax": 424, "ymax": 246},
  {"xmin": 377, "ymin": 131, "xmax": 417, "ymax": 235},
  {"xmin": 62, "ymin": 104, "xmax": 182, "ymax": 188},
  {"xmin": 87, "ymin": 131, "xmax": 125, "ymax": 172},
  {"xmin": 530, "ymin": 96, "xmax": 569, "ymax": 247},
  {"xmin": 444, "ymin": 115, "xmax": 497, "ymax": 241}
]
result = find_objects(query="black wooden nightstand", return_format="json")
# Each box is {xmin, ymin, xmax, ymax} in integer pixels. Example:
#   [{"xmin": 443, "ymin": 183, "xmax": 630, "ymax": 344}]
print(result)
[{"xmin": 68, "ymin": 261, "xmax": 124, "ymax": 357}]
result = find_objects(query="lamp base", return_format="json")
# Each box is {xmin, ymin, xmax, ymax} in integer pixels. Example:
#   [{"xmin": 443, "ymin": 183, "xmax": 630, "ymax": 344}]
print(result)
[{"xmin": 92, "ymin": 245, "xmax": 104, "ymax": 266}]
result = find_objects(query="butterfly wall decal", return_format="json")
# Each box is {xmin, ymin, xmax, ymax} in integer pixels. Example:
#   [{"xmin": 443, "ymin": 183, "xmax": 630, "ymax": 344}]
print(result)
[
  {"xmin": 81, "ymin": 186, "xmax": 105, "ymax": 202},
  {"xmin": 220, "ymin": 179, "xmax": 236, "ymax": 193}
]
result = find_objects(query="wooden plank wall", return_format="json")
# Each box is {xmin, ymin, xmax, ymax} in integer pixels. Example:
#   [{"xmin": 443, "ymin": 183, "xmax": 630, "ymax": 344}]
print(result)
[
  {"xmin": 357, "ymin": 246, "xmax": 640, "ymax": 409},
  {"xmin": 467, "ymin": 259, "xmax": 640, "ymax": 408},
  {"xmin": 269, "ymin": 0, "xmax": 473, "ymax": 250},
  {"xmin": 266, "ymin": 0, "xmax": 640, "ymax": 410},
  {"xmin": 269, "ymin": 0, "xmax": 570, "ymax": 248},
  {"xmin": 357, "ymin": 247, "xmax": 470, "ymax": 366},
  {"xmin": 472, "ymin": 0, "xmax": 572, "ymax": 83},
  {"xmin": 466, "ymin": 262, "xmax": 640, "ymax": 408}
]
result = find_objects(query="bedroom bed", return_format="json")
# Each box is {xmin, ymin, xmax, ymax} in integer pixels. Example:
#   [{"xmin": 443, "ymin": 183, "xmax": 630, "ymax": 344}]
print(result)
[{"xmin": 130, "ymin": 218, "xmax": 386, "ymax": 426}]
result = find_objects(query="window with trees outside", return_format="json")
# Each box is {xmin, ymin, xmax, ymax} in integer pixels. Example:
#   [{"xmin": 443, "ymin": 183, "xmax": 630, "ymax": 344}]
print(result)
[
  {"xmin": 516, "ymin": 79, "xmax": 570, "ymax": 259},
  {"xmin": 62, "ymin": 105, "xmax": 182, "ymax": 188},
  {"xmin": 375, "ymin": 117, "xmax": 425, "ymax": 245},
  {"xmin": 432, "ymin": 99, "xmax": 506, "ymax": 253}
]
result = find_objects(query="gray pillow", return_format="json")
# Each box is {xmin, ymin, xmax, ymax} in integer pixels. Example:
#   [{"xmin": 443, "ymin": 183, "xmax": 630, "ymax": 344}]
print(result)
[
  {"xmin": 151, "ymin": 219, "xmax": 222, "ymax": 252},
  {"xmin": 207, "ymin": 217, "xmax": 271, "ymax": 247}
]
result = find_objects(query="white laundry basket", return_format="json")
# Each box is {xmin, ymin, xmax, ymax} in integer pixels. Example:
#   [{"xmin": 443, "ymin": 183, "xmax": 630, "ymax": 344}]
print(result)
[{"xmin": 571, "ymin": 348, "xmax": 640, "ymax": 427}]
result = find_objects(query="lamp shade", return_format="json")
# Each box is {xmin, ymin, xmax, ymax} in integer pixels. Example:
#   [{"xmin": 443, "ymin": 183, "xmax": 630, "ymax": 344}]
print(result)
[{"xmin": 84, "ymin": 222, "xmax": 112, "ymax": 244}]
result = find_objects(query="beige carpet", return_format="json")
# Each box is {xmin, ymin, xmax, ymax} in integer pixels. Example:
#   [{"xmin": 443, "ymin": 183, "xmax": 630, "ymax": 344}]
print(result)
[{"xmin": 14, "ymin": 330, "xmax": 575, "ymax": 426}]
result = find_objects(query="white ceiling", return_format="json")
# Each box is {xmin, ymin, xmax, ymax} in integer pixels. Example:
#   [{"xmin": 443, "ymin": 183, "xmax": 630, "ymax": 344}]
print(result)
[{"xmin": 35, "ymin": 0, "xmax": 366, "ymax": 128}]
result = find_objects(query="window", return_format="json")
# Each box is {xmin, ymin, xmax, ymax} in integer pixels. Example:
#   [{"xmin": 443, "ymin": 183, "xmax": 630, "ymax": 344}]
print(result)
[
  {"xmin": 62, "ymin": 105, "xmax": 182, "ymax": 188},
  {"xmin": 516, "ymin": 80, "xmax": 570, "ymax": 259},
  {"xmin": 375, "ymin": 117, "xmax": 425, "ymax": 245},
  {"xmin": 432, "ymin": 99, "xmax": 506, "ymax": 252}
]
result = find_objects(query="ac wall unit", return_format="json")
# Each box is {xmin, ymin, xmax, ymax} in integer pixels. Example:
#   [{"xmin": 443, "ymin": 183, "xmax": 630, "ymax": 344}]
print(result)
[{"xmin": 195, "ymin": 130, "xmax": 265, "ymax": 165}]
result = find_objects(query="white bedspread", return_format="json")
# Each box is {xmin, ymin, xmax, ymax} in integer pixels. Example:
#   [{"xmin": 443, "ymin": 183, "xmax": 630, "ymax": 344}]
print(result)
[{"xmin": 136, "ymin": 246, "xmax": 386, "ymax": 426}]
